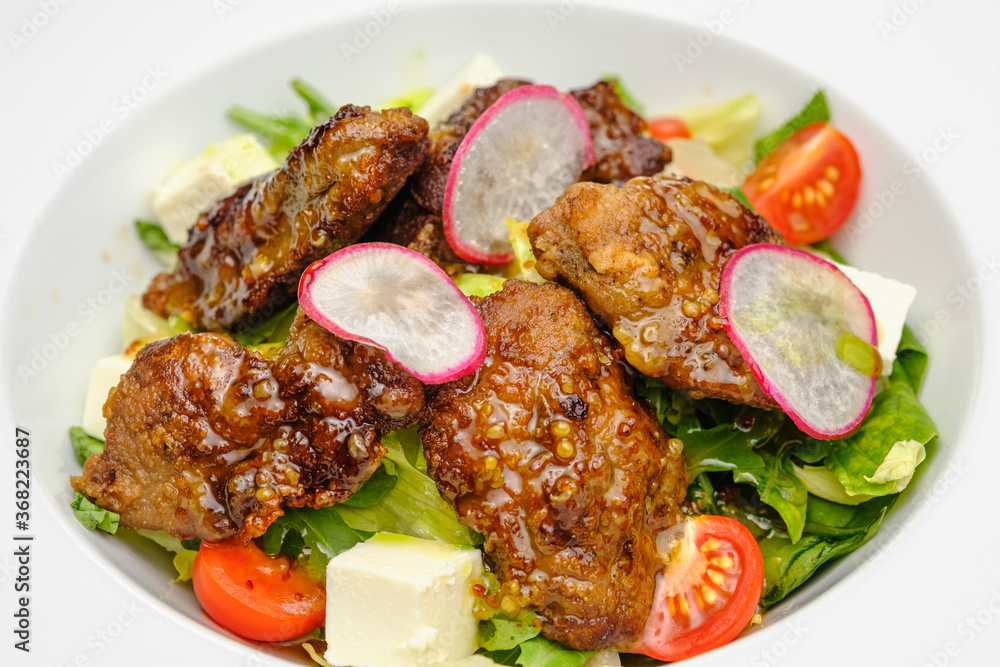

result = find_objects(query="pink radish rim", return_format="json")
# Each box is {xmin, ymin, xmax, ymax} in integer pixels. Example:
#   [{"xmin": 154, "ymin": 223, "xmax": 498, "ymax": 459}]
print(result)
[
  {"xmin": 297, "ymin": 242, "xmax": 487, "ymax": 384},
  {"xmin": 442, "ymin": 84, "xmax": 595, "ymax": 265},
  {"xmin": 718, "ymin": 243, "xmax": 878, "ymax": 439}
]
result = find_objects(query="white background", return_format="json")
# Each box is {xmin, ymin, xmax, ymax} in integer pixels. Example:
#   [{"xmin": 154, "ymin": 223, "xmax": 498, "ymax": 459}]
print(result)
[{"xmin": 1, "ymin": 1, "xmax": 998, "ymax": 666}]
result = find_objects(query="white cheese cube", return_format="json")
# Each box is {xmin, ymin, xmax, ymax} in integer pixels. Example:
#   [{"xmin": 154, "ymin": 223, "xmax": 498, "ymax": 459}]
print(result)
[
  {"xmin": 831, "ymin": 262, "xmax": 917, "ymax": 376},
  {"xmin": 151, "ymin": 134, "xmax": 277, "ymax": 244},
  {"xmin": 416, "ymin": 54, "xmax": 504, "ymax": 128},
  {"xmin": 82, "ymin": 354, "xmax": 134, "ymax": 438},
  {"xmin": 325, "ymin": 533, "xmax": 483, "ymax": 667}
]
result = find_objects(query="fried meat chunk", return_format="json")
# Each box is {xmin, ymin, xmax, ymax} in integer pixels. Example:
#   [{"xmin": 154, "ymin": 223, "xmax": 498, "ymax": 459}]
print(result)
[
  {"xmin": 372, "ymin": 79, "xmax": 669, "ymax": 272},
  {"xmin": 143, "ymin": 105, "xmax": 429, "ymax": 332},
  {"xmin": 71, "ymin": 313, "xmax": 424, "ymax": 541},
  {"xmin": 420, "ymin": 281, "xmax": 687, "ymax": 651},
  {"xmin": 570, "ymin": 80, "xmax": 670, "ymax": 185},
  {"xmin": 529, "ymin": 175, "xmax": 783, "ymax": 407}
]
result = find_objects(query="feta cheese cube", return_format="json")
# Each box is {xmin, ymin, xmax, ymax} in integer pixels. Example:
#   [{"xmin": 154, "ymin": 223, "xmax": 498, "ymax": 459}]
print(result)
[
  {"xmin": 151, "ymin": 134, "xmax": 277, "ymax": 244},
  {"xmin": 325, "ymin": 534, "xmax": 483, "ymax": 667},
  {"xmin": 82, "ymin": 354, "xmax": 134, "ymax": 438}
]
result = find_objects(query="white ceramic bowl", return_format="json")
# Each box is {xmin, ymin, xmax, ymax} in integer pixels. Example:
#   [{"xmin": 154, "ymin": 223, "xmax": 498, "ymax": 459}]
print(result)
[{"xmin": 2, "ymin": 1, "xmax": 981, "ymax": 664}]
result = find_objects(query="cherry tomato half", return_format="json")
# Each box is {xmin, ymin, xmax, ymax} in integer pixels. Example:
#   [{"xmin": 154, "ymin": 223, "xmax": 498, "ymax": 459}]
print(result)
[
  {"xmin": 742, "ymin": 122, "xmax": 861, "ymax": 244},
  {"xmin": 649, "ymin": 116, "xmax": 692, "ymax": 142},
  {"xmin": 192, "ymin": 539, "xmax": 325, "ymax": 642},
  {"xmin": 634, "ymin": 516, "xmax": 764, "ymax": 662}
]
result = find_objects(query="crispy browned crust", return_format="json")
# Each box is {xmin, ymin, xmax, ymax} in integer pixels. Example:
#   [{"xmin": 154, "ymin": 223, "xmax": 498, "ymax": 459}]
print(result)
[
  {"xmin": 143, "ymin": 105, "xmax": 429, "ymax": 332},
  {"xmin": 420, "ymin": 281, "xmax": 687, "ymax": 651},
  {"xmin": 529, "ymin": 175, "xmax": 783, "ymax": 407},
  {"xmin": 570, "ymin": 80, "xmax": 671, "ymax": 185},
  {"xmin": 71, "ymin": 313, "xmax": 424, "ymax": 541}
]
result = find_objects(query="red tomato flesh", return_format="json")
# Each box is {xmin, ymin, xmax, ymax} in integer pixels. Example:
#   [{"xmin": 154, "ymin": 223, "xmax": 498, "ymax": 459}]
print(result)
[
  {"xmin": 649, "ymin": 116, "xmax": 692, "ymax": 142},
  {"xmin": 634, "ymin": 516, "xmax": 764, "ymax": 662},
  {"xmin": 192, "ymin": 539, "xmax": 325, "ymax": 642},
  {"xmin": 742, "ymin": 122, "xmax": 861, "ymax": 244}
]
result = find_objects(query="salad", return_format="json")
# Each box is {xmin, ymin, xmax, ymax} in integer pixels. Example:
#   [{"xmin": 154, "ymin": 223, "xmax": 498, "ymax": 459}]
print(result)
[{"xmin": 67, "ymin": 55, "xmax": 936, "ymax": 666}]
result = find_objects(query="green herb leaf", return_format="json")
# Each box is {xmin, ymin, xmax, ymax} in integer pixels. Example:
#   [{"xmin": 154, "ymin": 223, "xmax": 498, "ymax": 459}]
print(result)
[
  {"xmin": 71, "ymin": 492, "xmax": 120, "ymax": 534},
  {"xmin": 69, "ymin": 426, "xmax": 104, "ymax": 465},
  {"xmin": 753, "ymin": 90, "xmax": 830, "ymax": 163},
  {"xmin": 291, "ymin": 78, "xmax": 337, "ymax": 119}
]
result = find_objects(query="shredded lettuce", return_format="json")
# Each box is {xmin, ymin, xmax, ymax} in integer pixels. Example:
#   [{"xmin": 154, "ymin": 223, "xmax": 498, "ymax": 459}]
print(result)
[
  {"xmin": 673, "ymin": 93, "xmax": 761, "ymax": 169},
  {"xmin": 504, "ymin": 218, "xmax": 547, "ymax": 284},
  {"xmin": 383, "ymin": 86, "xmax": 435, "ymax": 111},
  {"xmin": 456, "ymin": 273, "xmax": 506, "ymax": 298}
]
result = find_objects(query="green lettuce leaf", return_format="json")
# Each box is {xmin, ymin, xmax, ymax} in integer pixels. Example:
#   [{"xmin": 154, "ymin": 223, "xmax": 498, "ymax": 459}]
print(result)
[
  {"xmin": 478, "ymin": 612, "xmax": 542, "ymax": 652},
  {"xmin": 71, "ymin": 492, "xmax": 120, "ymax": 534},
  {"xmin": 759, "ymin": 495, "xmax": 892, "ymax": 605},
  {"xmin": 734, "ymin": 449, "xmax": 809, "ymax": 543},
  {"xmin": 340, "ymin": 461, "xmax": 398, "ymax": 509},
  {"xmin": 483, "ymin": 636, "xmax": 592, "ymax": 667},
  {"xmin": 894, "ymin": 325, "xmax": 929, "ymax": 392},
  {"xmin": 333, "ymin": 428, "xmax": 480, "ymax": 546},
  {"xmin": 261, "ymin": 506, "xmax": 371, "ymax": 576},
  {"xmin": 680, "ymin": 409, "xmax": 782, "ymax": 478},
  {"xmin": 69, "ymin": 426, "xmax": 104, "ymax": 465},
  {"xmin": 824, "ymin": 362, "xmax": 938, "ymax": 497},
  {"xmin": 753, "ymin": 90, "xmax": 830, "ymax": 162}
]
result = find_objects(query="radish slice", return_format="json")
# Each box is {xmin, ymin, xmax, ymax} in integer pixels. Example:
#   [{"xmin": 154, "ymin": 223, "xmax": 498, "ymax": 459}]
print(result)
[
  {"xmin": 298, "ymin": 243, "xmax": 486, "ymax": 384},
  {"xmin": 443, "ymin": 84, "xmax": 594, "ymax": 264},
  {"xmin": 719, "ymin": 244, "xmax": 879, "ymax": 439}
]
